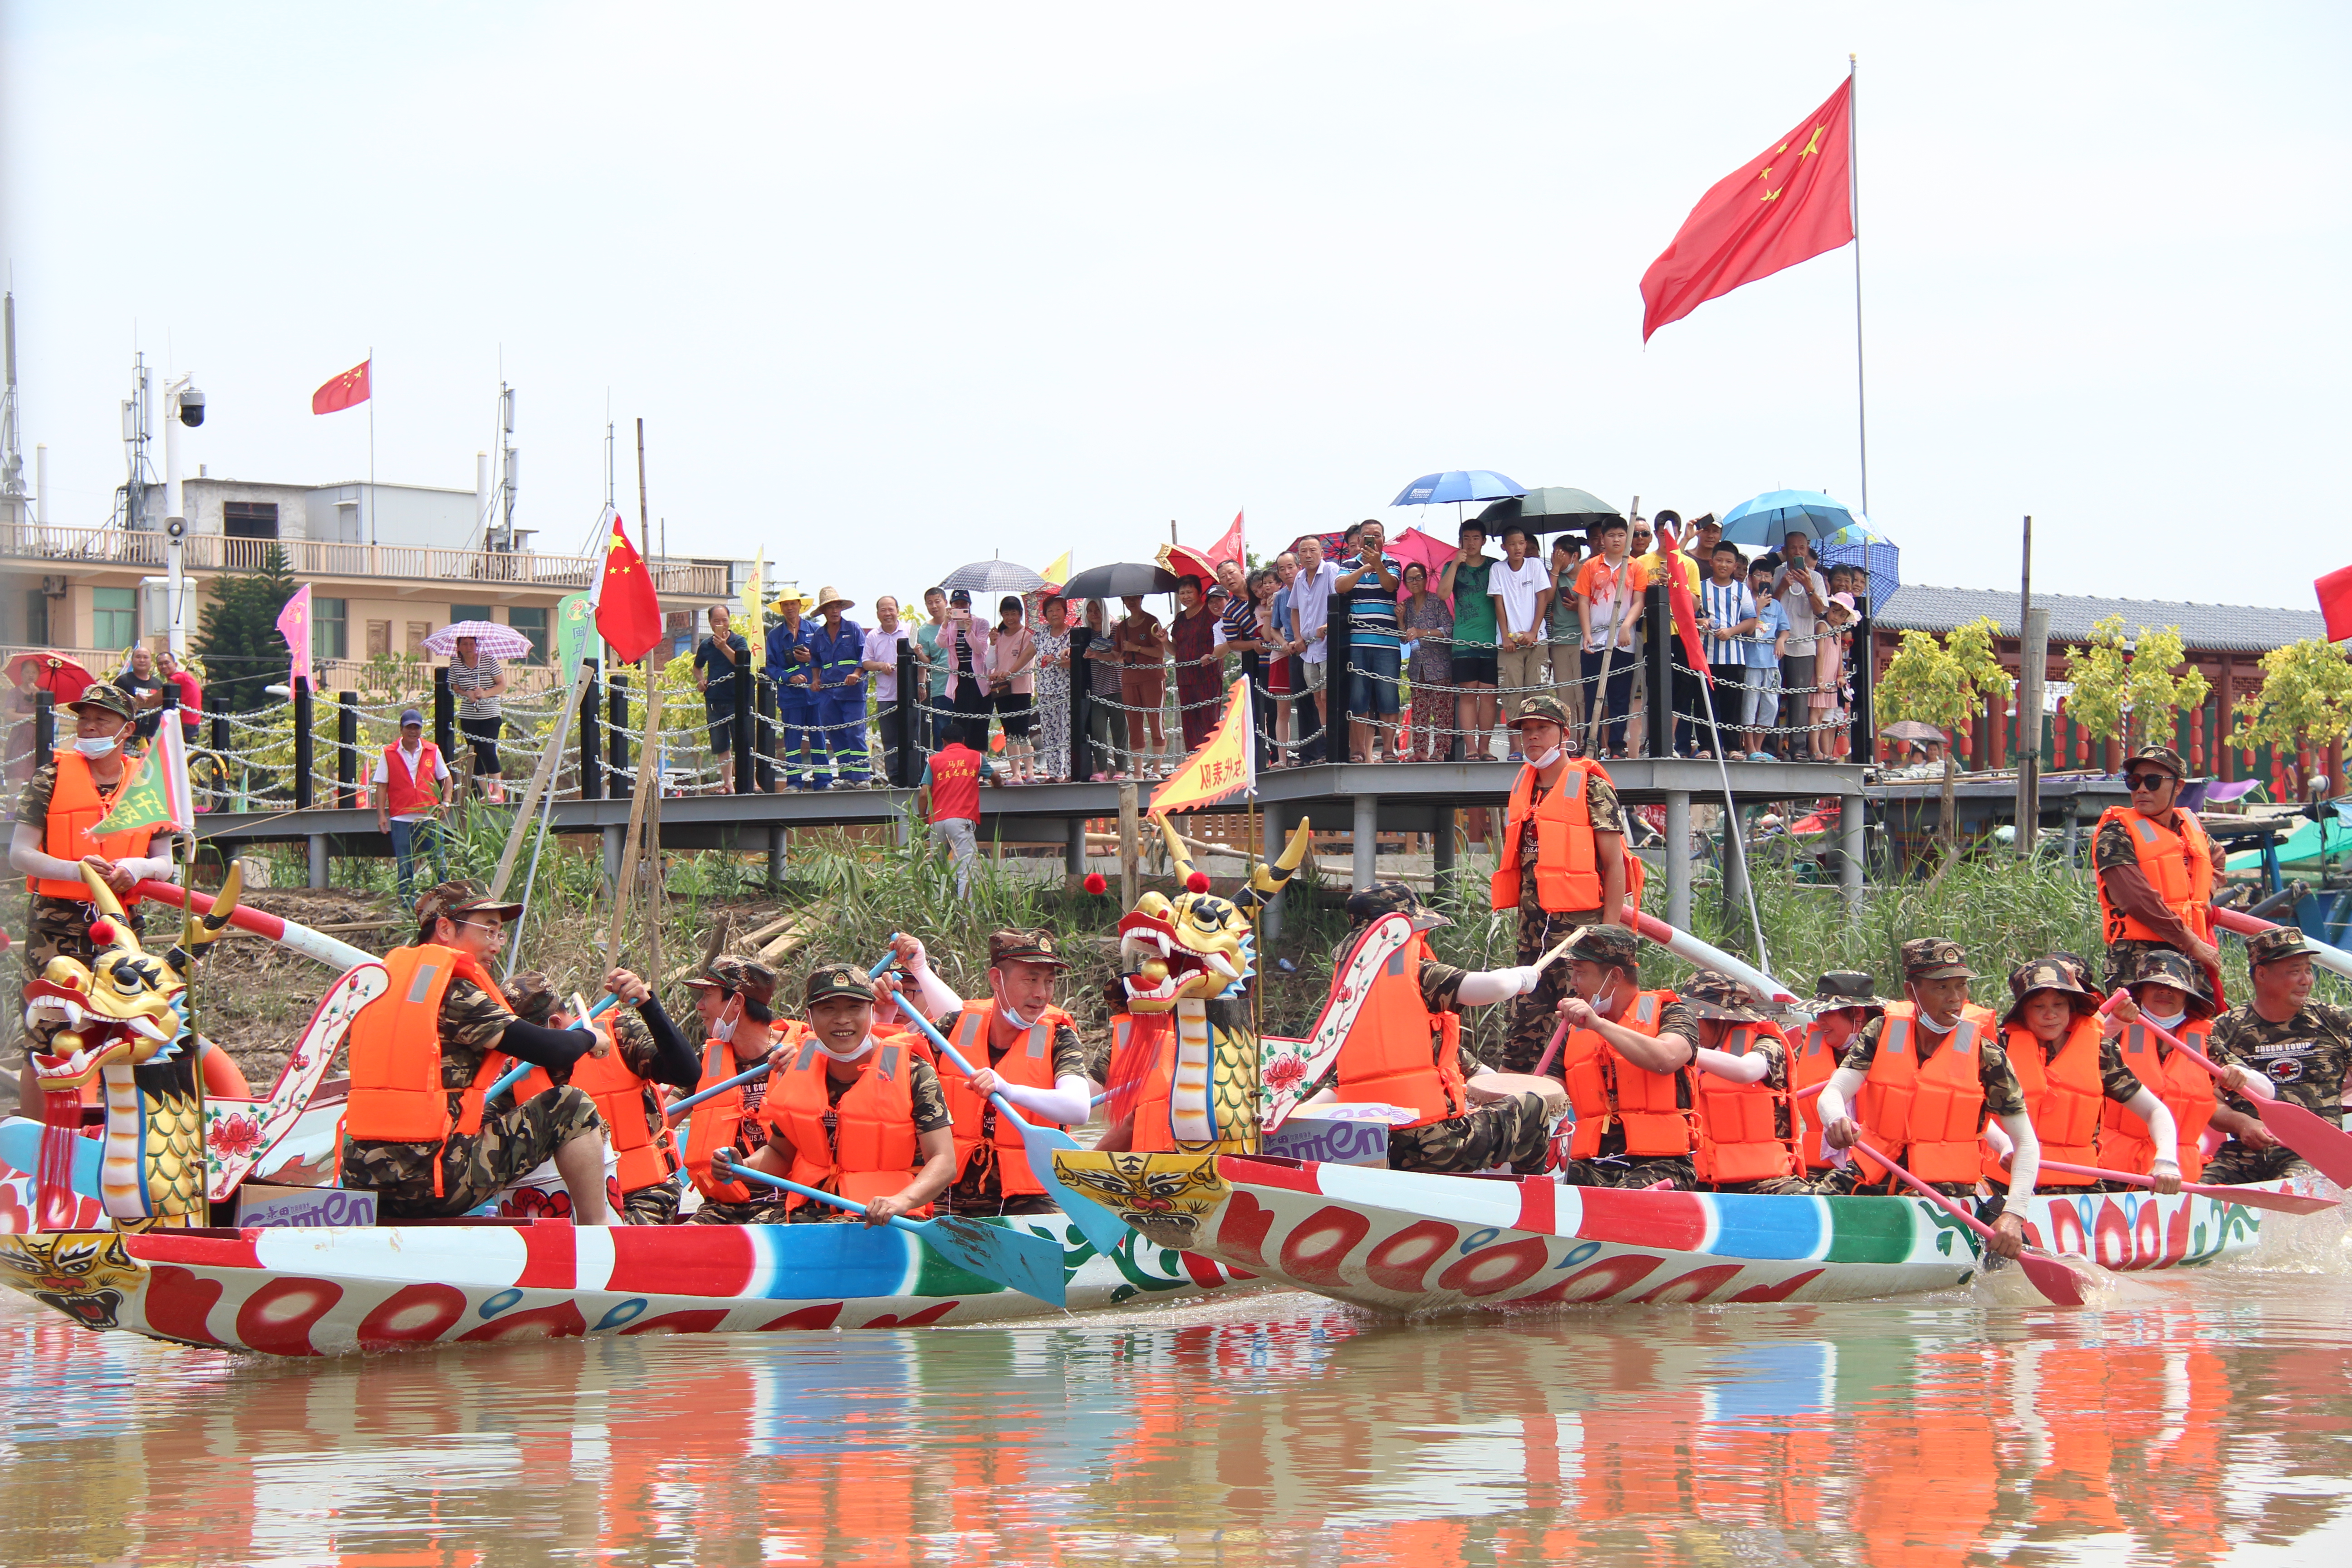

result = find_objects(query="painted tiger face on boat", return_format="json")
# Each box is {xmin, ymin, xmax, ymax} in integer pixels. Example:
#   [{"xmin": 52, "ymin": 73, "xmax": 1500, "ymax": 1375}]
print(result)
[{"xmin": 1117, "ymin": 817, "xmax": 1313, "ymax": 1014}]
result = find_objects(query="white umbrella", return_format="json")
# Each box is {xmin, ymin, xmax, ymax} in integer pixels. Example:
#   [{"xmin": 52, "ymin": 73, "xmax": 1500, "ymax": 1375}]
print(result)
[{"xmin": 423, "ymin": 620, "xmax": 534, "ymax": 660}]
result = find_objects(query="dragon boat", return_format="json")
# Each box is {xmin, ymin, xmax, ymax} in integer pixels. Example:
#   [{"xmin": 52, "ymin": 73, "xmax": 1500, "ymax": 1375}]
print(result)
[{"xmin": 1049, "ymin": 1152, "xmax": 2306, "ymax": 1316}]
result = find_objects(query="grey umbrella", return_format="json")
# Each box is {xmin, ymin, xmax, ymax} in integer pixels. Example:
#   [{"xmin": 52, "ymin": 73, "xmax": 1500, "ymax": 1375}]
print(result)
[
  {"xmin": 1474, "ymin": 487, "xmax": 1624, "ymax": 536},
  {"xmin": 1061, "ymin": 562, "xmax": 1181, "ymax": 598},
  {"xmin": 939, "ymin": 558, "xmax": 1047, "ymax": 595}
]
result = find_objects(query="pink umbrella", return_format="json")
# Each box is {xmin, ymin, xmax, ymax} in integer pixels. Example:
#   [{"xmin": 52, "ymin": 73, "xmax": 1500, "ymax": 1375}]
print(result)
[
  {"xmin": 422, "ymin": 620, "xmax": 534, "ymax": 660},
  {"xmin": 1385, "ymin": 527, "xmax": 1460, "ymax": 605}
]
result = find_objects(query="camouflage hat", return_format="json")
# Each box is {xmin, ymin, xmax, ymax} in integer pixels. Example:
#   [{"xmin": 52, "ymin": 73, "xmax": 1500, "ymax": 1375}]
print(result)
[
  {"xmin": 504, "ymin": 969, "xmax": 560, "ymax": 1025},
  {"xmin": 2047, "ymin": 951, "xmax": 2099, "ymax": 990},
  {"xmin": 989, "ymin": 928, "xmax": 1071, "ymax": 970},
  {"xmin": 1681, "ymin": 970, "xmax": 1766, "ymax": 1022},
  {"xmin": 2003, "ymin": 957, "xmax": 2097, "ymax": 1027},
  {"xmin": 804, "ymin": 961, "xmax": 877, "ymax": 1006},
  {"xmin": 1344, "ymin": 882, "xmax": 1450, "ymax": 932},
  {"xmin": 683, "ymin": 954, "xmax": 779, "ymax": 1009},
  {"xmin": 2120, "ymin": 947, "xmax": 2216, "ymax": 1018},
  {"xmin": 67, "ymin": 684, "xmax": 139, "ymax": 723},
  {"xmin": 1565, "ymin": 924, "xmax": 1640, "ymax": 971},
  {"xmin": 1900, "ymin": 937, "xmax": 1976, "ymax": 981},
  {"xmin": 416, "ymin": 878, "xmax": 524, "ymax": 928},
  {"xmin": 1809, "ymin": 970, "xmax": 1891, "ymax": 1015},
  {"xmin": 2124, "ymin": 743, "xmax": 2188, "ymax": 781},
  {"xmin": 2247, "ymin": 926, "xmax": 2314, "ymax": 968},
  {"xmin": 1511, "ymin": 694, "xmax": 1573, "ymax": 731}
]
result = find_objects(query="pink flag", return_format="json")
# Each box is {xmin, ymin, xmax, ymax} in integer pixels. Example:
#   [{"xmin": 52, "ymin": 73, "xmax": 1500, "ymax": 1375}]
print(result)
[
  {"xmin": 1205, "ymin": 510, "xmax": 1245, "ymax": 572},
  {"xmin": 276, "ymin": 584, "xmax": 314, "ymax": 686}
]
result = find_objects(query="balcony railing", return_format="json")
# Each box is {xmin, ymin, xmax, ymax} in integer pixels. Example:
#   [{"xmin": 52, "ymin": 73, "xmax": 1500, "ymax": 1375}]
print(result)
[{"xmin": 0, "ymin": 521, "xmax": 730, "ymax": 598}]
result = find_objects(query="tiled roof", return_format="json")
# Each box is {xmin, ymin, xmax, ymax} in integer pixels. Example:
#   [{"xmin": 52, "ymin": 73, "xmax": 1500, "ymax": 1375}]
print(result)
[{"xmin": 1876, "ymin": 585, "xmax": 2327, "ymax": 654}]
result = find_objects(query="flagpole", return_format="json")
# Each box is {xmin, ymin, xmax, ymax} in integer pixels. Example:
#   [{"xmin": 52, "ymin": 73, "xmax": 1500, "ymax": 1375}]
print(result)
[
  {"xmin": 367, "ymin": 348, "xmax": 377, "ymax": 547},
  {"xmin": 1848, "ymin": 55, "xmax": 1868, "ymax": 517}
]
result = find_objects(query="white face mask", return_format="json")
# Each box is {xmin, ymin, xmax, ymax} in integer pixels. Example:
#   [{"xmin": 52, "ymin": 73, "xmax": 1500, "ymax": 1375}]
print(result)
[
  {"xmin": 2143, "ymin": 1007, "xmax": 2188, "ymax": 1032},
  {"xmin": 73, "ymin": 735, "xmax": 120, "ymax": 758},
  {"xmin": 1527, "ymin": 745, "xmax": 1562, "ymax": 771},
  {"xmin": 814, "ymin": 1034, "xmax": 876, "ymax": 1063}
]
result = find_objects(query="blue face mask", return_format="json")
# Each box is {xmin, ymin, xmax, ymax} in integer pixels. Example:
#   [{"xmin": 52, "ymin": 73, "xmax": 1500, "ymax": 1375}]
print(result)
[{"xmin": 74, "ymin": 735, "xmax": 120, "ymax": 758}]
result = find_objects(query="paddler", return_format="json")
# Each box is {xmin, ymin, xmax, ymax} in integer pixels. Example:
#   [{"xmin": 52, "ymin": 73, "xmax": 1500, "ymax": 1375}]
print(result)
[
  {"xmin": 340, "ymin": 880, "xmax": 614, "ymax": 1224},
  {"xmin": 886, "ymin": 929, "xmax": 1091, "ymax": 1218},
  {"xmin": 1548, "ymin": 925, "xmax": 1704, "ymax": 1189},
  {"xmin": 1681, "ymin": 970, "xmax": 1808, "ymax": 1195},
  {"xmin": 1789, "ymin": 971, "xmax": 1888, "ymax": 1177},
  {"xmin": 1985, "ymin": 957, "xmax": 2180, "ymax": 1197},
  {"xmin": 2096, "ymin": 948, "xmax": 2220, "ymax": 1183},
  {"xmin": 706, "ymin": 962, "xmax": 956, "ymax": 1225},
  {"xmin": 2203, "ymin": 926, "xmax": 2352, "ymax": 1185},
  {"xmin": 504, "ymin": 967, "xmax": 702, "ymax": 1224},
  {"xmin": 2094, "ymin": 743, "xmax": 2223, "ymax": 997},
  {"xmin": 1815, "ymin": 937, "xmax": 2038, "ymax": 1259},
  {"xmin": 1297, "ymin": 884, "xmax": 1567, "ymax": 1174},
  {"xmin": 675, "ymin": 957, "xmax": 799, "ymax": 1224},
  {"xmin": 1489, "ymin": 694, "xmax": 1639, "ymax": 1075}
]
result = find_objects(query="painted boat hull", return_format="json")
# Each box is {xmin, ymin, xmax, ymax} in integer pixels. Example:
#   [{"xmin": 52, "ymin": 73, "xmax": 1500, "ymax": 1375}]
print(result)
[
  {"xmin": 0, "ymin": 1214, "xmax": 1258, "ymax": 1356},
  {"xmin": 1049, "ymin": 1153, "xmax": 2288, "ymax": 1316}
]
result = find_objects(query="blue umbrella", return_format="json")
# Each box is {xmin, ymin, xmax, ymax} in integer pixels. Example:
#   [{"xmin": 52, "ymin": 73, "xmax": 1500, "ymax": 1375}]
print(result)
[
  {"xmin": 1718, "ymin": 489, "xmax": 1857, "ymax": 548},
  {"xmin": 1391, "ymin": 470, "xmax": 1526, "ymax": 507},
  {"xmin": 1817, "ymin": 523, "xmax": 1901, "ymax": 612}
]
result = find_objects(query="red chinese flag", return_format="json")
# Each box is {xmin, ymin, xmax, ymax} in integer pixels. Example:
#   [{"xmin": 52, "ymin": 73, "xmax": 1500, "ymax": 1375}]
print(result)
[
  {"xmin": 1206, "ymin": 510, "xmax": 1245, "ymax": 573},
  {"xmin": 311, "ymin": 358, "xmax": 372, "ymax": 415},
  {"xmin": 2318, "ymin": 563, "xmax": 2352, "ymax": 643},
  {"xmin": 593, "ymin": 512, "xmax": 664, "ymax": 663},
  {"xmin": 1641, "ymin": 79, "xmax": 1854, "ymax": 341},
  {"xmin": 1657, "ymin": 524, "xmax": 1712, "ymax": 686}
]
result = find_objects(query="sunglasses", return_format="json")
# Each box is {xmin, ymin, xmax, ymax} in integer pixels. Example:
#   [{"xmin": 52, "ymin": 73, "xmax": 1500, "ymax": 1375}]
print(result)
[{"xmin": 2126, "ymin": 771, "xmax": 2174, "ymax": 790}]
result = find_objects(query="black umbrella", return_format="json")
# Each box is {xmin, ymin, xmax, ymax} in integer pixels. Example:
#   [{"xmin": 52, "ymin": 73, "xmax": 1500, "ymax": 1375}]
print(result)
[
  {"xmin": 940, "ymin": 558, "xmax": 1047, "ymax": 595},
  {"xmin": 1475, "ymin": 486, "xmax": 1624, "ymax": 536},
  {"xmin": 1060, "ymin": 561, "xmax": 1181, "ymax": 598}
]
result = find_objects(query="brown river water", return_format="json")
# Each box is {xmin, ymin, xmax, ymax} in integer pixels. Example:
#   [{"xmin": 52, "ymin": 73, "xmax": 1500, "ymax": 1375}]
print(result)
[{"xmin": 2, "ymin": 1215, "xmax": 2346, "ymax": 1567}]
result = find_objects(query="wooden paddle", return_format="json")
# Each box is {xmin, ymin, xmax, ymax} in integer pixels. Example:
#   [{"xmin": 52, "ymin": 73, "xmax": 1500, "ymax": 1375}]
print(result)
[
  {"xmin": 872, "ymin": 943, "xmax": 1130, "ymax": 1255},
  {"xmin": 2034, "ymin": 1159, "xmax": 2340, "ymax": 1214},
  {"xmin": 1851, "ymin": 1138, "xmax": 2093, "ymax": 1307},
  {"xmin": 717, "ymin": 1159, "xmax": 1067, "ymax": 1306},
  {"xmin": 2098, "ymin": 994, "xmax": 2352, "ymax": 1189}
]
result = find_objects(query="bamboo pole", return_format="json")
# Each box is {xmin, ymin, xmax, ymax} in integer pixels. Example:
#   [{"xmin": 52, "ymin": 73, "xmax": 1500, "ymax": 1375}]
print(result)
[{"xmin": 489, "ymin": 662, "xmax": 593, "ymax": 900}]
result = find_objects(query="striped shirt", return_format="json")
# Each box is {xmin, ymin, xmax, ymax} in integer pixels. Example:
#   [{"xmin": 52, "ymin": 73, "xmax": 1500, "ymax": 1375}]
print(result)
[
  {"xmin": 1701, "ymin": 580, "xmax": 1755, "ymax": 666},
  {"xmin": 447, "ymin": 655, "xmax": 503, "ymax": 720},
  {"xmin": 1343, "ymin": 558, "xmax": 1401, "ymax": 652}
]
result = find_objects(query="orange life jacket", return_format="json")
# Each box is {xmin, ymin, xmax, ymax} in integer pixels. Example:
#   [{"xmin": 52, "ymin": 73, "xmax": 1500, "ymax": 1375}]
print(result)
[
  {"xmin": 1789, "ymin": 1019, "xmax": 1849, "ymax": 1172},
  {"xmin": 2095, "ymin": 804, "xmax": 2215, "ymax": 947},
  {"xmin": 679, "ymin": 1024, "xmax": 804, "ymax": 1204},
  {"xmin": 1331, "ymin": 932, "xmax": 1466, "ymax": 1129},
  {"xmin": 381, "ymin": 742, "xmax": 443, "ymax": 817},
  {"xmin": 1854, "ymin": 1002, "xmax": 1999, "ymax": 1185},
  {"xmin": 1993, "ymin": 1017, "xmax": 2106, "ymax": 1187},
  {"xmin": 940, "ymin": 1001, "xmax": 1073, "ymax": 1198},
  {"xmin": 1558, "ymin": 989, "xmax": 1691, "ymax": 1160},
  {"xmin": 32, "ymin": 750, "xmax": 152, "ymax": 902},
  {"xmin": 343, "ymin": 945, "xmax": 511, "ymax": 1197},
  {"xmin": 1489, "ymin": 759, "xmax": 1647, "ymax": 914},
  {"xmin": 1692, "ymin": 1022, "xmax": 1798, "ymax": 1185},
  {"xmin": 515, "ymin": 1014, "xmax": 679, "ymax": 1196},
  {"xmin": 767, "ymin": 1035, "xmax": 931, "ymax": 1217},
  {"xmin": 2101, "ymin": 1018, "xmax": 2216, "ymax": 1181}
]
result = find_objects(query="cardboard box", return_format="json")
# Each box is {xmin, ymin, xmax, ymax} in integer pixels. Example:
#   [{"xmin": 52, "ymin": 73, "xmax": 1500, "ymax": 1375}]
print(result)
[{"xmin": 236, "ymin": 1183, "xmax": 377, "ymax": 1228}]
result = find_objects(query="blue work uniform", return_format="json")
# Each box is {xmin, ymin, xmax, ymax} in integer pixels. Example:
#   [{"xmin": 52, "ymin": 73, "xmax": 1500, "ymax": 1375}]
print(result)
[
  {"xmin": 766, "ymin": 617, "xmax": 821, "ymax": 786},
  {"xmin": 806, "ymin": 617, "xmax": 869, "ymax": 787}
]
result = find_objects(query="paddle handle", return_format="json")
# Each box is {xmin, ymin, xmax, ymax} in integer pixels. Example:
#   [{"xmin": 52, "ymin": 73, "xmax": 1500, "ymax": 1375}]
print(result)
[
  {"xmin": 720, "ymin": 1157, "xmax": 915, "ymax": 1235},
  {"xmin": 668, "ymin": 1058, "xmax": 770, "ymax": 1117},
  {"xmin": 1852, "ymin": 1138, "xmax": 2001, "ymax": 1247},
  {"xmin": 2096, "ymin": 991, "xmax": 2245, "ymax": 1089},
  {"xmin": 485, "ymin": 1058, "xmax": 531, "ymax": 1101},
  {"xmin": 1531, "ymin": 1015, "xmax": 1573, "ymax": 1078},
  {"xmin": 2036, "ymin": 1158, "xmax": 2190, "ymax": 1193},
  {"xmin": 876, "ymin": 936, "xmax": 1040, "ymax": 1134}
]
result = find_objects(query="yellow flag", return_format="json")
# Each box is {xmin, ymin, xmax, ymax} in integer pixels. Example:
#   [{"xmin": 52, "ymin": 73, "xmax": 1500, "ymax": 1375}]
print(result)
[
  {"xmin": 740, "ymin": 553, "xmax": 765, "ymax": 671},
  {"xmin": 1040, "ymin": 549, "xmax": 1071, "ymax": 588},
  {"xmin": 1149, "ymin": 682, "xmax": 1255, "ymax": 818}
]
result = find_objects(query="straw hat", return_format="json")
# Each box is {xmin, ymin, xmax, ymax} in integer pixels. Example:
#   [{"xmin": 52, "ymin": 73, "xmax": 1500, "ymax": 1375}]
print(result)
[{"xmin": 812, "ymin": 586, "xmax": 856, "ymax": 614}]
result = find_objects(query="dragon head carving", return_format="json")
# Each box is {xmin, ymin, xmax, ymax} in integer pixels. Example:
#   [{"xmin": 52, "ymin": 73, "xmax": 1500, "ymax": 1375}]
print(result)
[
  {"xmin": 1118, "ymin": 816, "xmax": 1311, "ymax": 1014},
  {"xmin": 25, "ymin": 864, "xmax": 241, "ymax": 1093}
]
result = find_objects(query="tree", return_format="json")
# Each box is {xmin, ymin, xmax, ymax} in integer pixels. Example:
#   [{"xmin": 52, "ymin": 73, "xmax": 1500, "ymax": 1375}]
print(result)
[
  {"xmin": 1876, "ymin": 617, "xmax": 2015, "ymax": 730},
  {"xmin": 2063, "ymin": 616, "xmax": 2210, "ymax": 752},
  {"xmin": 2228, "ymin": 637, "xmax": 2352, "ymax": 758},
  {"xmin": 194, "ymin": 547, "xmax": 298, "ymax": 713}
]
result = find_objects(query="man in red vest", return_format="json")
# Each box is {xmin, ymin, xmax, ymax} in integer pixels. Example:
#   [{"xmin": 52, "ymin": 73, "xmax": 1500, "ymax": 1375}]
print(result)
[
  {"xmin": 917, "ymin": 725, "xmax": 988, "ymax": 898},
  {"xmin": 373, "ymin": 707, "xmax": 450, "ymax": 902},
  {"xmin": 1814, "ymin": 937, "xmax": 2035, "ymax": 1258},
  {"xmin": 2094, "ymin": 743, "xmax": 2222, "ymax": 996},
  {"xmin": 1489, "ymin": 694, "xmax": 1632, "ymax": 1075}
]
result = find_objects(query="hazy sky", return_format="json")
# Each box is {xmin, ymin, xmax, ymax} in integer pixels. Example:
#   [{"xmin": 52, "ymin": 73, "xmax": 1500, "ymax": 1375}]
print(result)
[{"xmin": 3, "ymin": 3, "xmax": 2346, "ymax": 615}]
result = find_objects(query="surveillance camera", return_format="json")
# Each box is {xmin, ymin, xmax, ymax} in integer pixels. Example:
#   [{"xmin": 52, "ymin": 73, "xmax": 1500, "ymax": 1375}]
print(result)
[{"xmin": 177, "ymin": 387, "xmax": 206, "ymax": 427}]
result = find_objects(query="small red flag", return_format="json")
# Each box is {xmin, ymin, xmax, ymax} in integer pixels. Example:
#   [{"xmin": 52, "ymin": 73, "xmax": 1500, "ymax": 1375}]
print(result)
[
  {"xmin": 311, "ymin": 358, "xmax": 372, "ymax": 415},
  {"xmin": 1641, "ymin": 79, "xmax": 1854, "ymax": 341},
  {"xmin": 1205, "ymin": 510, "xmax": 1246, "ymax": 573},
  {"xmin": 2319, "ymin": 563, "xmax": 2352, "ymax": 643},
  {"xmin": 1657, "ymin": 524, "xmax": 1712, "ymax": 686},
  {"xmin": 593, "ymin": 511, "xmax": 664, "ymax": 663}
]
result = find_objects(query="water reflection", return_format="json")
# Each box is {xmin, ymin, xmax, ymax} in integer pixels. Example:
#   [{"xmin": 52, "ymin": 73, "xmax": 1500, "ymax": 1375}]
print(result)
[{"xmin": 2, "ymin": 1267, "xmax": 2347, "ymax": 1564}]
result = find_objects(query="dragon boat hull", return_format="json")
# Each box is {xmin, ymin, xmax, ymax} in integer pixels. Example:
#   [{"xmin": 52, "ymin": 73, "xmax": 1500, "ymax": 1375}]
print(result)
[
  {"xmin": 1051, "ymin": 1153, "xmax": 2290, "ymax": 1316},
  {"xmin": 0, "ymin": 1214, "xmax": 1260, "ymax": 1356}
]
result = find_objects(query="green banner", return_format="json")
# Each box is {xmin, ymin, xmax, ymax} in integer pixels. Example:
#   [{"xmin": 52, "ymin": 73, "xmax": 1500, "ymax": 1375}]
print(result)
[{"xmin": 555, "ymin": 591, "xmax": 597, "ymax": 680}]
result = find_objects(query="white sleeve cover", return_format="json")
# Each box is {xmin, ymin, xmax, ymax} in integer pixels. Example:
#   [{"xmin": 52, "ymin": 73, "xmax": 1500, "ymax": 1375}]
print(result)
[
  {"xmin": 1693, "ymin": 1046, "xmax": 1770, "ymax": 1084},
  {"xmin": 1455, "ymin": 967, "xmax": 1538, "ymax": 1006},
  {"xmin": 1981, "ymin": 1117, "xmax": 2014, "ymax": 1160},
  {"xmin": 992, "ymin": 1073, "xmax": 1093, "ymax": 1127},
  {"xmin": 10, "ymin": 822, "xmax": 80, "ymax": 883},
  {"xmin": 1815, "ymin": 1066, "xmax": 1866, "ymax": 1126},
  {"xmin": 2123, "ymin": 1087, "xmax": 2181, "ymax": 1163},
  {"xmin": 1997, "ymin": 1111, "xmax": 2040, "ymax": 1203}
]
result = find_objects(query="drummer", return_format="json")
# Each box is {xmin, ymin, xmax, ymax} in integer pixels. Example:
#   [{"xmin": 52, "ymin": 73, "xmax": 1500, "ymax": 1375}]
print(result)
[{"xmin": 2203, "ymin": 927, "xmax": 2351, "ymax": 1185}]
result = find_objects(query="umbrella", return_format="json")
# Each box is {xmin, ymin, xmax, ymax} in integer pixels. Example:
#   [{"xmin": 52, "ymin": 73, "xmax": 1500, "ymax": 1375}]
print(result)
[
  {"xmin": 1474, "ymin": 486, "xmax": 1623, "ymax": 537},
  {"xmin": 1881, "ymin": 720, "xmax": 1948, "ymax": 745},
  {"xmin": 424, "ymin": 620, "xmax": 535, "ymax": 660},
  {"xmin": 6, "ymin": 651, "xmax": 95, "ymax": 705},
  {"xmin": 1383, "ymin": 527, "xmax": 1457, "ymax": 587},
  {"xmin": 940, "ymin": 558, "xmax": 1047, "ymax": 596},
  {"xmin": 1061, "ymin": 562, "xmax": 1181, "ymax": 599},
  {"xmin": 1817, "ymin": 522, "xmax": 1901, "ymax": 611},
  {"xmin": 1391, "ymin": 470, "xmax": 1525, "ymax": 507},
  {"xmin": 1719, "ymin": 489, "xmax": 1857, "ymax": 548}
]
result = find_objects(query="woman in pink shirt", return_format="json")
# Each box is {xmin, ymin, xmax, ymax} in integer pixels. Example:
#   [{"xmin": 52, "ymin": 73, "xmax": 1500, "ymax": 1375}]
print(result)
[{"xmin": 988, "ymin": 594, "xmax": 1040, "ymax": 783}]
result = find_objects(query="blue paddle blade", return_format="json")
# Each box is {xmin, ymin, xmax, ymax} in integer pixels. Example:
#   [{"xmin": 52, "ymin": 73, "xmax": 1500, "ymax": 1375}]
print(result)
[
  {"xmin": 1017, "ymin": 1126, "xmax": 1130, "ymax": 1254},
  {"xmin": 0, "ymin": 1116, "xmax": 102, "ymax": 1200},
  {"xmin": 916, "ymin": 1214, "xmax": 1068, "ymax": 1307}
]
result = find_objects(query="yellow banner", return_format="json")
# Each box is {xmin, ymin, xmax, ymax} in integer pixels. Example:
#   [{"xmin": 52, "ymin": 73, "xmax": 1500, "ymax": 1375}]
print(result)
[
  {"xmin": 741, "ymin": 552, "xmax": 766, "ymax": 670},
  {"xmin": 1149, "ymin": 682, "xmax": 1254, "ymax": 818}
]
